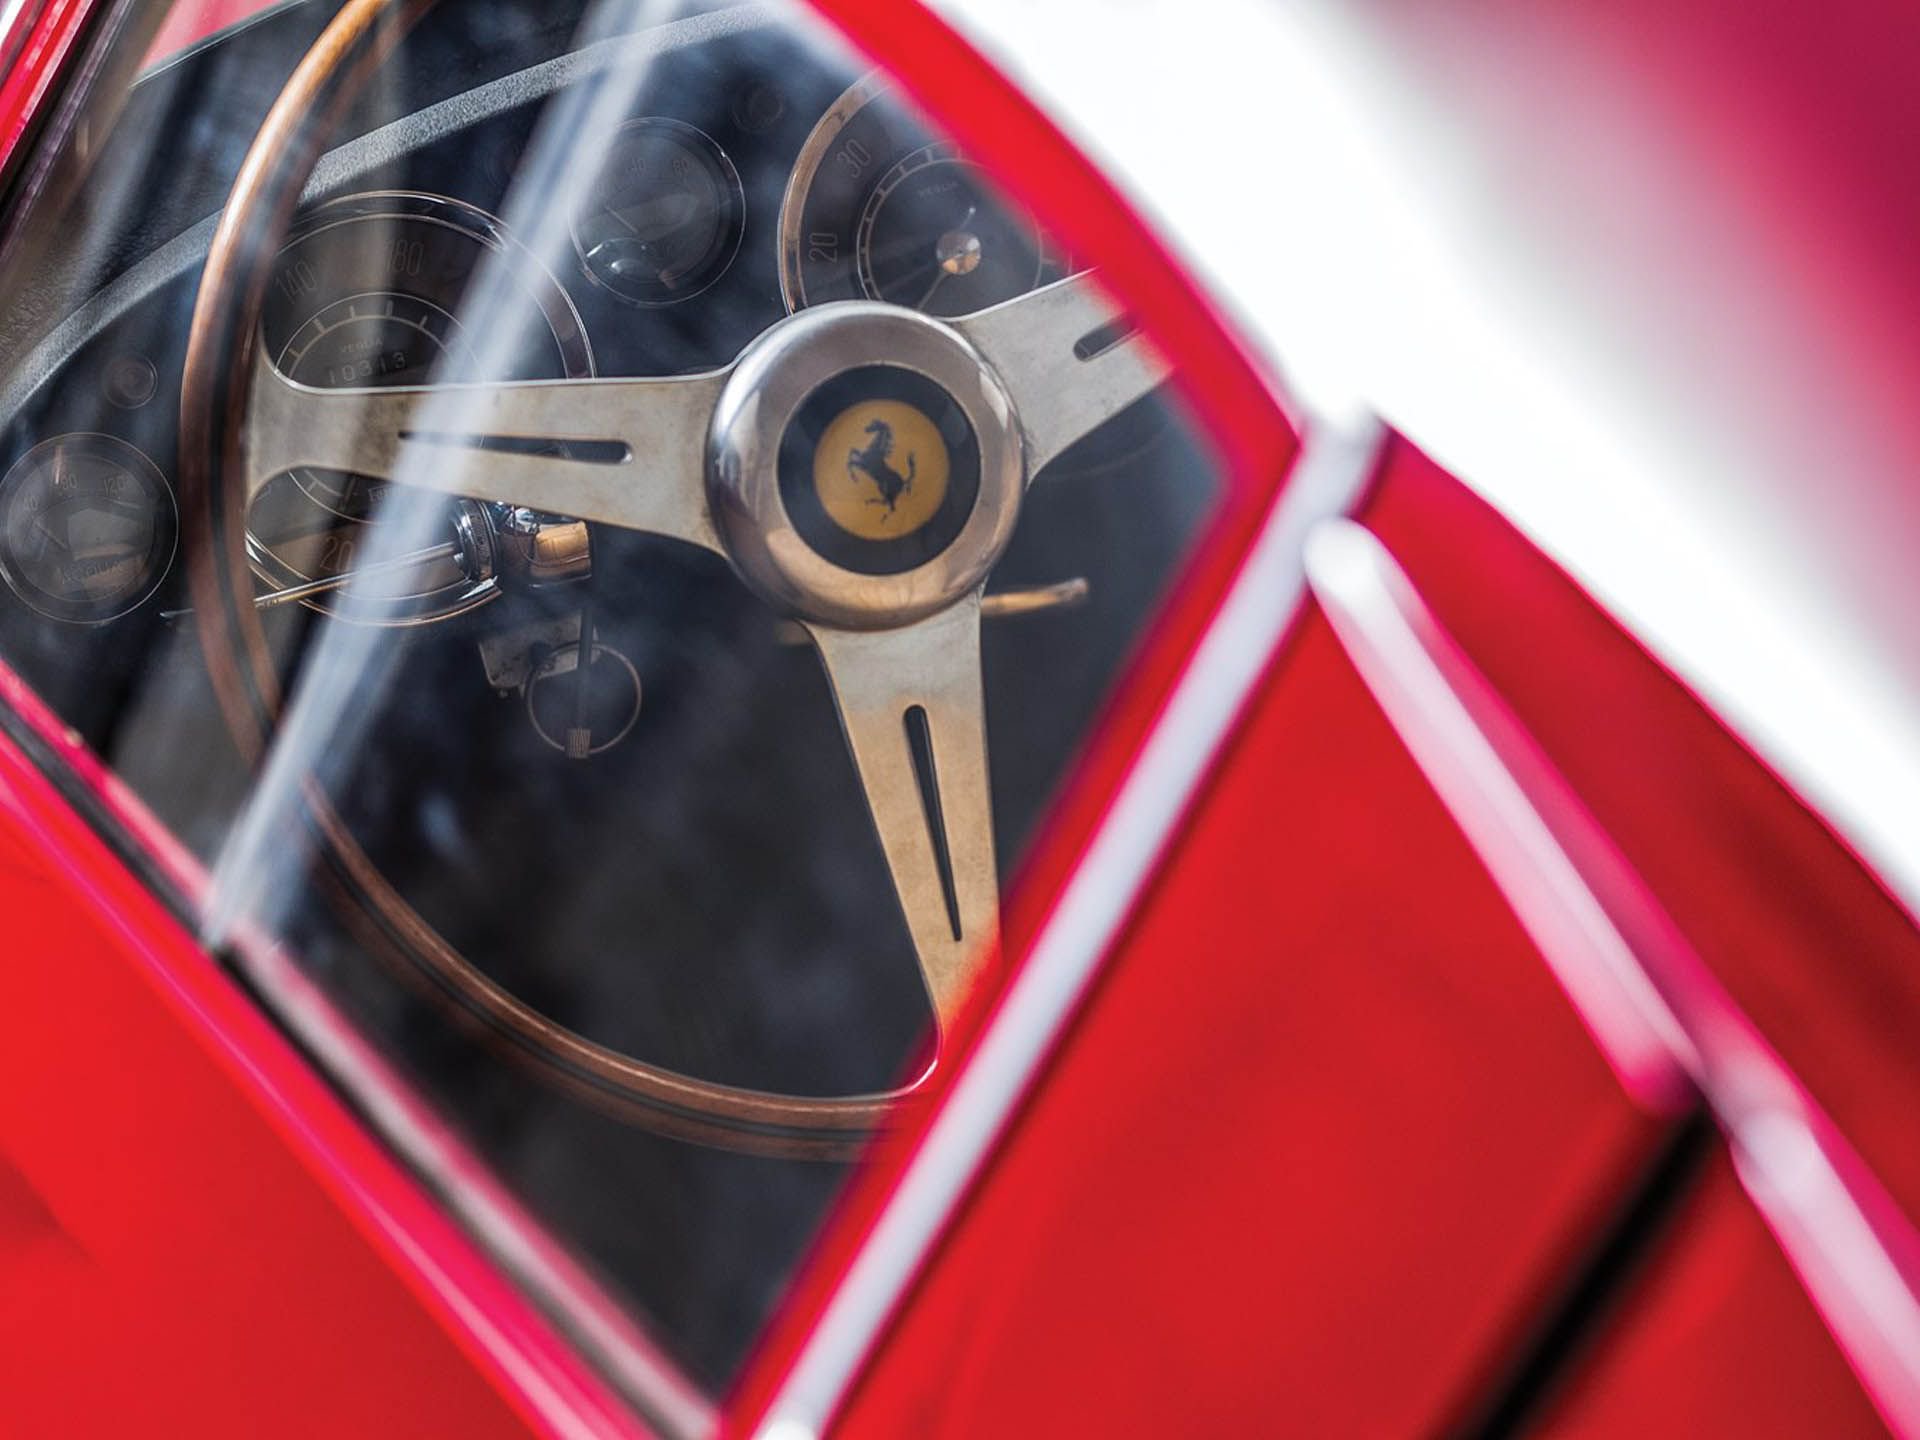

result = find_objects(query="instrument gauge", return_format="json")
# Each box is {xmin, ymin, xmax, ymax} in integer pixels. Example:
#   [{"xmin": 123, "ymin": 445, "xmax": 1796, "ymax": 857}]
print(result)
[
  {"xmin": 570, "ymin": 118, "xmax": 745, "ymax": 306},
  {"xmin": 273, "ymin": 289, "xmax": 475, "ymax": 522},
  {"xmin": 855, "ymin": 142, "xmax": 1045, "ymax": 316},
  {"xmin": 0, "ymin": 434, "xmax": 176, "ymax": 624},
  {"xmin": 252, "ymin": 192, "xmax": 593, "ymax": 625},
  {"xmin": 779, "ymin": 75, "xmax": 1070, "ymax": 315},
  {"xmin": 783, "ymin": 76, "xmax": 1169, "ymax": 479}
]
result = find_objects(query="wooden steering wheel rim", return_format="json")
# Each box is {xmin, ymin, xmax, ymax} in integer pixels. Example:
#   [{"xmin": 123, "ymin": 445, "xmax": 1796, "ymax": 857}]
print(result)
[{"xmin": 177, "ymin": 0, "xmax": 919, "ymax": 1160}]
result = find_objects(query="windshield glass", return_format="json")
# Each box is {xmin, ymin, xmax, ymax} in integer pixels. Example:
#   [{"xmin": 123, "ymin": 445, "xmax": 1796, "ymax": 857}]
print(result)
[{"xmin": 0, "ymin": 0, "xmax": 1222, "ymax": 1405}]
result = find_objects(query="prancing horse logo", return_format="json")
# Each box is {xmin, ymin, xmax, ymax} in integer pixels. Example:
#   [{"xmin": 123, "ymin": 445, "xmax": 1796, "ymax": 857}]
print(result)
[
  {"xmin": 848, "ymin": 419, "xmax": 916, "ymax": 513},
  {"xmin": 810, "ymin": 398, "xmax": 949, "ymax": 543}
]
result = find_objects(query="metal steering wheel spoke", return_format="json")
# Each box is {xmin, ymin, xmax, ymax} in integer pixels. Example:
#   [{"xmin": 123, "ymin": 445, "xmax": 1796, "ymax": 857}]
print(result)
[
  {"xmin": 243, "ymin": 352, "xmax": 730, "ymax": 553},
  {"xmin": 955, "ymin": 269, "xmax": 1171, "ymax": 475},
  {"xmin": 804, "ymin": 596, "xmax": 998, "ymax": 1029}
]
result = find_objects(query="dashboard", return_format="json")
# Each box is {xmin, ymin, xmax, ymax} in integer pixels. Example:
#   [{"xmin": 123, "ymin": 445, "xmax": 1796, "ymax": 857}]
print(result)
[{"xmin": 0, "ymin": 0, "xmax": 1215, "ymax": 1392}]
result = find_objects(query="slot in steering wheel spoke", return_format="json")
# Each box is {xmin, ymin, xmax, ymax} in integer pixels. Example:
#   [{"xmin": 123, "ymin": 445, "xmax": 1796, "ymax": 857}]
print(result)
[
  {"xmin": 955, "ymin": 269, "xmax": 1171, "ymax": 475},
  {"xmin": 804, "ymin": 596, "xmax": 998, "ymax": 1027},
  {"xmin": 244, "ymin": 352, "xmax": 730, "ymax": 553}
]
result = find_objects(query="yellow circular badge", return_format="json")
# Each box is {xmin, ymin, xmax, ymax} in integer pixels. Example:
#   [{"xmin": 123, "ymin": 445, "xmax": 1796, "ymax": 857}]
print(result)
[{"xmin": 812, "ymin": 399, "xmax": 950, "ymax": 541}]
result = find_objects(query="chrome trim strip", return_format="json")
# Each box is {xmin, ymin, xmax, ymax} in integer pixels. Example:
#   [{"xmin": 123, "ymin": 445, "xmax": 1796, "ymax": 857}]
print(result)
[
  {"xmin": 1305, "ymin": 518, "xmax": 1695, "ymax": 1110},
  {"xmin": 1306, "ymin": 519, "xmax": 1920, "ymax": 1440}
]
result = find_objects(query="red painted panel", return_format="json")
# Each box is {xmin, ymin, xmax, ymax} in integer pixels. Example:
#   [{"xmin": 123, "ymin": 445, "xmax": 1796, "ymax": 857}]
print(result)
[
  {"xmin": 830, "ymin": 591, "xmax": 1660, "ymax": 1437},
  {"xmin": 1367, "ymin": 444, "xmax": 1920, "ymax": 1229},
  {"xmin": 0, "ymin": 720, "xmax": 639, "ymax": 1440},
  {"xmin": 1536, "ymin": 1154, "xmax": 1889, "ymax": 1439}
]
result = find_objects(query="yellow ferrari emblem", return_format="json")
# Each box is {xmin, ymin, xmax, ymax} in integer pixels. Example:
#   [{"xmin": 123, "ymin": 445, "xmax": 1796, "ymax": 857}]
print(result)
[{"xmin": 812, "ymin": 399, "xmax": 949, "ymax": 541}]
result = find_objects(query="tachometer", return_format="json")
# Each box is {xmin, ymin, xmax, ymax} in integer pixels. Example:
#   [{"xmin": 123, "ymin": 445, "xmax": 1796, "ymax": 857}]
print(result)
[
  {"xmin": 778, "ymin": 75, "xmax": 1069, "ymax": 316},
  {"xmin": 251, "ymin": 191, "xmax": 593, "ymax": 624}
]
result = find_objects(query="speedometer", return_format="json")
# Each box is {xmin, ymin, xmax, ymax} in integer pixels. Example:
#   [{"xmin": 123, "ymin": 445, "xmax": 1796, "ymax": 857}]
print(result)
[
  {"xmin": 251, "ymin": 191, "xmax": 593, "ymax": 624},
  {"xmin": 778, "ymin": 75, "xmax": 1070, "ymax": 315}
]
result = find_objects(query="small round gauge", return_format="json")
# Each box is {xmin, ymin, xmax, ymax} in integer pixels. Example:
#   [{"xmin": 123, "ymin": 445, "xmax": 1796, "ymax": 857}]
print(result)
[
  {"xmin": 571, "ymin": 118, "xmax": 745, "ymax": 306},
  {"xmin": 856, "ymin": 142, "xmax": 1045, "ymax": 316},
  {"xmin": 0, "ymin": 434, "xmax": 176, "ymax": 624},
  {"xmin": 779, "ymin": 75, "xmax": 1070, "ymax": 315},
  {"xmin": 252, "ymin": 192, "xmax": 593, "ymax": 625},
  {"xmin": 524, "ymin": 640, "xmax": 642, "ymax": 758}
]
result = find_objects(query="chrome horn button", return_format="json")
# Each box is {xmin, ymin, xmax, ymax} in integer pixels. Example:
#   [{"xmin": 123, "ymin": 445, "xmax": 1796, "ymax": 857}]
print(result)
[{"xmin": 706, "ymin": 302, "xmax": 1025, "ymax": 630}]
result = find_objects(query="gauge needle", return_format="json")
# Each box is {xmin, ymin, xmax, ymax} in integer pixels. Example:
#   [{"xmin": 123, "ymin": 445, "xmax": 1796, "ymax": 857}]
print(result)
[
  {"xmin": 912, "ymin": 267, "xmax": 951, "ymax": 312},
  {"xmin": 158, "ymin": 539, "xmax": 461, "ymax": 620},
  {"xmin": 30, "ymin": 455, "xmax": 73, "ymax": 556},
  {"xmin": 606, "ymin": 194, "xmax": 696, "ymax": 240},
  {"xmin": 31, "ymin": 515, "xmax": 68, "ymax": 555}
]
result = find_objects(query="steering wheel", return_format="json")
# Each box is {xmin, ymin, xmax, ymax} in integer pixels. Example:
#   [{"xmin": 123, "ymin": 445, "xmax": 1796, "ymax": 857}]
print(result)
[{"xmin": 178, "ymin": 0, "xmax": 1167, "ymax": 1157}]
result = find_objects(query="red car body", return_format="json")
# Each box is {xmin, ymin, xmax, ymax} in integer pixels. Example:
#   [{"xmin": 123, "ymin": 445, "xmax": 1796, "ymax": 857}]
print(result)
[{"xmin": 2, "ymin": 1, "xmax": 1918, "ymax": 1436}]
